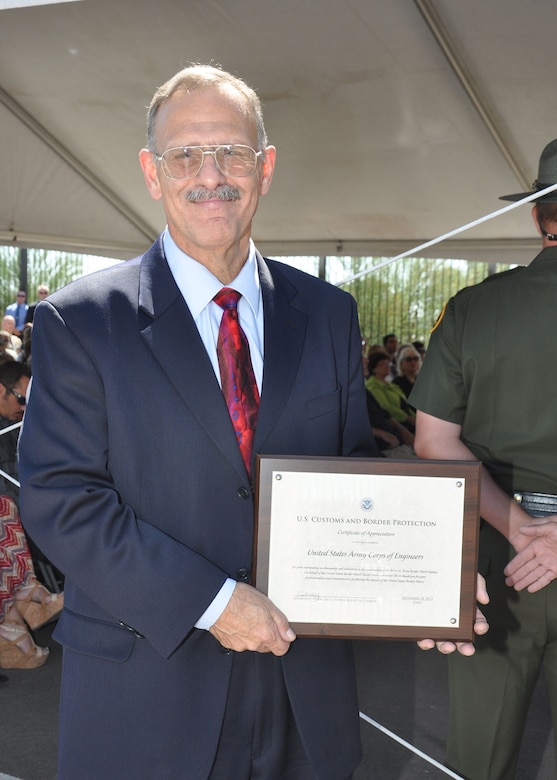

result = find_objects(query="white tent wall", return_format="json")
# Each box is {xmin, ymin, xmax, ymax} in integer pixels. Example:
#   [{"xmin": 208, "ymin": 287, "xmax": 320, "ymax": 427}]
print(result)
[{"xmin": 0, "ymin": 0, "xmax": 553, "ymax": 264}]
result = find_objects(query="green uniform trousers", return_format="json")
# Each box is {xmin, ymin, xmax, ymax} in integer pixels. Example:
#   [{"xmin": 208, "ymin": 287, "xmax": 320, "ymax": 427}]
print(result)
[{"xmin": 446, "ymin": 523, "xmax": 557, "ymax": 779}]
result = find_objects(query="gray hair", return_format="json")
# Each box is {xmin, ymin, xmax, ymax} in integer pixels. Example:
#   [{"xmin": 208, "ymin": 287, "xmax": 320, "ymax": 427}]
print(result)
[
  {"xmin": 146, "ymin": 64, "xmax": 268, "ymax": 154},
  {"xmin": 396, "ymin": 345, "xmax": 421, "ymax": 375}
]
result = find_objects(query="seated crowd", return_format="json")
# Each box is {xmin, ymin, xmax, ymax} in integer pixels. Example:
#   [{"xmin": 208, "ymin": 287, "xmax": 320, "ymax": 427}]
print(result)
[
  {"xmin": 0, "ymin": 293, "xmax": 63, "ymax": 674},
  {"xmin": 363, "ymin": 333, "xmax": 425, "ymax": 458}
]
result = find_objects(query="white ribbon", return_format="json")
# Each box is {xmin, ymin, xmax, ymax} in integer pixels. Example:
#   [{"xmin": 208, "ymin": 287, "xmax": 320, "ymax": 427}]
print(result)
[
  {"xmin": 0, "ymin": 421, "xmax": 22, "ymax": 436},
  {"xmin": 337, "ymin": 181, "xmax": 557, "ymax": 287},
  {"xmin": 0, "ymin": 467, "xmax": 20, "ymax": 487},
  {"xmin": 0, "ymin": 421, "xmax": 22, "ymax": 487},
  {"xmin": 359, "ymin": 711, "xmax": 465, "ymax": 778}
]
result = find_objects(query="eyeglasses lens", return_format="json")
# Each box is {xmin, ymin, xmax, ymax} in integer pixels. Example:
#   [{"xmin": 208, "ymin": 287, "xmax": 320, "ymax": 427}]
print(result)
[
  {"xmin": 160, "ymin": 145, "xmax": 259, "ymax": 179},
  {"xmin": 8, "ymin": 388, "xmax": 25, "ymax": 406}
]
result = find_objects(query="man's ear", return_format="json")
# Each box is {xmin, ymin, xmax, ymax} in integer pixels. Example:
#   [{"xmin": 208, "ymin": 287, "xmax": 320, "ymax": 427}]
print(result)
[
  {"xmin": 258, "ymin": 145, "xmax": 276, "ymax": 196},
  {"xmin": 531, "ymin": 204, "xmax": 543, "ymax": 235},
  {"xmin": 139, "ymin": 148, "xmax": 163, "ymax": 202}
]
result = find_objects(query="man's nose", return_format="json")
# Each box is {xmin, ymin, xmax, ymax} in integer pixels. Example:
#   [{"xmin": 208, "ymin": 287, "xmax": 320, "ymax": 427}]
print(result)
[{"xmin": 196, "ymin": 151, "xmax": 226, "ymax": 184}]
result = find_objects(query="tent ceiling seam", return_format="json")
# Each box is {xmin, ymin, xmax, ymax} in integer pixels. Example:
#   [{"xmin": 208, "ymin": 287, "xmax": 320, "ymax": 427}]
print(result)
[{"xmin": 413, "ymin": 0, "xmax": 530, "ymax": 191}]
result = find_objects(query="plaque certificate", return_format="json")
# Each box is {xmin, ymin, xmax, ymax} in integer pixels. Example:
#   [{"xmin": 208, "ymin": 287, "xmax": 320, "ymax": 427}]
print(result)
[{"xmin": 254, "ymin": 456, "xmax": 481, "ymax": 641}]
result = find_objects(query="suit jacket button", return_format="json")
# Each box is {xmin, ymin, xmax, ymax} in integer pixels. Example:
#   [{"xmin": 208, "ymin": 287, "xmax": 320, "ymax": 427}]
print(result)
[
  {"xmin": 237, "ymin": 487, "xmax": 250, "ymax": 500},
  {"xmin": 237, "ymin": 567, "xmax": 250, "ymax": 582}
]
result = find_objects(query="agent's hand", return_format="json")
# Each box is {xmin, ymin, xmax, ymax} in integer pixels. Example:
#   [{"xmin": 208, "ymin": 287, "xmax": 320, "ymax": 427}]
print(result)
[
  {"xmin": 416, "ymin": 574, "xmax": 489, "ymax": 656},
  {"xmin": 209, "ymin": 583, "xmax": 296, "ymax": 656},
  {"xmin": 505, "ymin": 517, "xmax": 557, "ymax": 592}
]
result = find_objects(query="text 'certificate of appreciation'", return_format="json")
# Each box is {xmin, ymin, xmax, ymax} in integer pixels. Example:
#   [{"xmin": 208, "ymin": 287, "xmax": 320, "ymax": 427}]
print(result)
[{"xmin": 254, "ymin": 456, "xmax": 481, "ymax": 641}]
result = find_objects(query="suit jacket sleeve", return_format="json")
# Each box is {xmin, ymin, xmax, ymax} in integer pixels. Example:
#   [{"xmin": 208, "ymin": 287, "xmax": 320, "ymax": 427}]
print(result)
[{"xmin": 18, "ymin": 299, "xmax": 229, "ymax": 659}]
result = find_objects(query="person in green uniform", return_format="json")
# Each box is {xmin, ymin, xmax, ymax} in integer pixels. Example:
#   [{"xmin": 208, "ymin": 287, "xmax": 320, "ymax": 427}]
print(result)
[{"xmin": 410, "ymin": 138, "xmax": 557, "ymax": 780}]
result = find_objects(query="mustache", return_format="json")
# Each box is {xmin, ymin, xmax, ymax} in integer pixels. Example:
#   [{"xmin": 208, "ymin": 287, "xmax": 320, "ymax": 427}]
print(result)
[{"xmin": 185, "ymin": 185, "xmax": 241, "ymax": 203}]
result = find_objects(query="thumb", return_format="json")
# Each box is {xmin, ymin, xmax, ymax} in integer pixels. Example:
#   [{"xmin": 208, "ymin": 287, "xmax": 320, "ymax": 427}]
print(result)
[
  {"xmin": 271, "ymin": 605, "xmax": 296, "ymax": 642},
  {"xmin": 519, "ymin": 522, "xmax": 552, "ymax": 536}
]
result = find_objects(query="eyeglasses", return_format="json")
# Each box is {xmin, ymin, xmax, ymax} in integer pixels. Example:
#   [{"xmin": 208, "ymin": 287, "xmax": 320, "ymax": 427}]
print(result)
[
  {"xmin": 404, "ymin": 356, "xmax": 421, "ymax": 362},
  {"xmin": 154, "ymin": 144, "xmax": 262, "ymax": 180},
  {"xmin": 7, "ymin": 387, "xmax": 26, "ymax": 406},
  {"xmin": 16, "ymin": 294, "xmax": 25, "ymax": 298}
]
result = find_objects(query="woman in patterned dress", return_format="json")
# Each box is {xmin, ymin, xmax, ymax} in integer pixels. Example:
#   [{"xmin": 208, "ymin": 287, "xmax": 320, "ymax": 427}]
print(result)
[{"xmin": 0, "ymin": 495, "xmax": 63, "ymax": 669}]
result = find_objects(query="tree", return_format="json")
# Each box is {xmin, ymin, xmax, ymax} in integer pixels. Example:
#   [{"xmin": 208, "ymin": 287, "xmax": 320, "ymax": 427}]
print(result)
[
  {"xmin": 0, "ymin": 247, "xmax": 84, "ymax": 314},
  {"xmin": 337, "ymin": 256, "xmax": 510, "ymax": 347},
  {"xmin": 0, "ymin": 247, "xmax": 511, "ymax": 351}
]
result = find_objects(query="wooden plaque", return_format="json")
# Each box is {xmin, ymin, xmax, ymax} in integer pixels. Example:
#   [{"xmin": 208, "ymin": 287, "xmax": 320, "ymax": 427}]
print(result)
[{"xmin": 254, "ymin": 455, "xmax": 481, "ymax": 641}]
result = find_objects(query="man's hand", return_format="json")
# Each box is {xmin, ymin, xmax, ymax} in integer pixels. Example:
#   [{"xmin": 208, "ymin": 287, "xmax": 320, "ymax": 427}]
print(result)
[
  {"xmin": 416, "ymin": 574, "xmax": 489, "ymax": 656},
  {"xmin": 209, "ymin": 583, "xmax": 296, "ymax": 655},
  {"xmin": 505, "ymin": 516, "xmax": 557, "ymax": 592}
]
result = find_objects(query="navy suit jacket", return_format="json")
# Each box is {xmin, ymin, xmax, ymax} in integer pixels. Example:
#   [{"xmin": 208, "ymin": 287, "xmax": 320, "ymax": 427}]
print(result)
[{"xmin": 19, "ymin": 237, "xmax": 378, "ymax": 779}]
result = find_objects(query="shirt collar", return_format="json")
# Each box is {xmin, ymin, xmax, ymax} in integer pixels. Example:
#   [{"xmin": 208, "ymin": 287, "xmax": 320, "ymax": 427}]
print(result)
[
  {"xmin": 532, "ymin": 245, "xmax": 557, "ymax": 266},
  {"xmin": 163, "ymin": 229, "xmax": 261, "ymax": 320}
]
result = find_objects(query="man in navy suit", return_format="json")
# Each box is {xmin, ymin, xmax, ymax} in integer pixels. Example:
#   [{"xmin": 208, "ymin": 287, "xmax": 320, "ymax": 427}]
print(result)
[
  {"xmin": 18, "ymin": 65, "xmax": 484, "ymax": 779},
  {"xmin": 18, "ymin": 64, "xmax": 378, "ymax": 780}
]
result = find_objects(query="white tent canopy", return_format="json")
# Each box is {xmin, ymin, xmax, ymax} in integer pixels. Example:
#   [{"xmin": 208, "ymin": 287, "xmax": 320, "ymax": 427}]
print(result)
[{"xmin": 1, "ymin": 0, "xmax": 554, "ymax": 263}]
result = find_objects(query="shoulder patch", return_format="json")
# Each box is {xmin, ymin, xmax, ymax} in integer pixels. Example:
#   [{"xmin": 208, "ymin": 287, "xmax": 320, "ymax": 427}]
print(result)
[{"xmin": 430, "ymin": 302, "xmax": 447, "ymax": 333}]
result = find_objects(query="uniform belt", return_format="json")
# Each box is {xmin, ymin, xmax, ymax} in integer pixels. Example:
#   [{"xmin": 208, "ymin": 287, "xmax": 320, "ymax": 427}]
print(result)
[{"xmin": 513, "ymin": 491, "xmax": 557, "ymax": 517}]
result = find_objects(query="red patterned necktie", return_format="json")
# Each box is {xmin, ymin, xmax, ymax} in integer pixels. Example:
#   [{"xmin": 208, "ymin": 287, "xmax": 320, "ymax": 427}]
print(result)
[{"xmin": 214, "ymin": 288, "xmax": 260, "ymax": 477}]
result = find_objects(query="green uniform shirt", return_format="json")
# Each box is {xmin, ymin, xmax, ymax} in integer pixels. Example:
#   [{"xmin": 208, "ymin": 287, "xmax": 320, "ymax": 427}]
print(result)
[{"xmin": 410, "ymin": 247, "xmax": 557, "ymax": 495}]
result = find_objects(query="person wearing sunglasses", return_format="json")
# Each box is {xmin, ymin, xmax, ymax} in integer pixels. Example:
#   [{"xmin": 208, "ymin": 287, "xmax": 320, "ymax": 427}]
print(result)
[
  {"xmin": 4, "ymin": 291, "xmax": 28, "ymax": 337},
  {"xmin": 392, "ymin": 344, "xmax": 422, "ymax": 403},
  {"xmin": 0, "ymin": 361, "xmax": 31, "ymax": 507},
  {"xmin": 0, "ymin": 361, "xmax": 63, "ymax": 671},
  {"xmin": 0, "ymin": 361, "xmax": 29, "ymax": 425}
]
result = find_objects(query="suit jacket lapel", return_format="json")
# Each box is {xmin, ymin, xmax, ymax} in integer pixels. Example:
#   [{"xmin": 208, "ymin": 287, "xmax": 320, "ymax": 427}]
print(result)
[
  {"xmin": 138, "ymin": 240, "xmax": 246, "ymax": 477},
  {"xmin": 254, "ymin": 253, "xmax": 307, "ymax": 452}
]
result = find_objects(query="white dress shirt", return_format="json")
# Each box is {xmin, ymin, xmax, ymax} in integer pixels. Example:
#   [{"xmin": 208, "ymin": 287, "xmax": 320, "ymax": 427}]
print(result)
[{"xmin": 163, "ymin": 229, "xmax": 264, "ymax": 630}]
